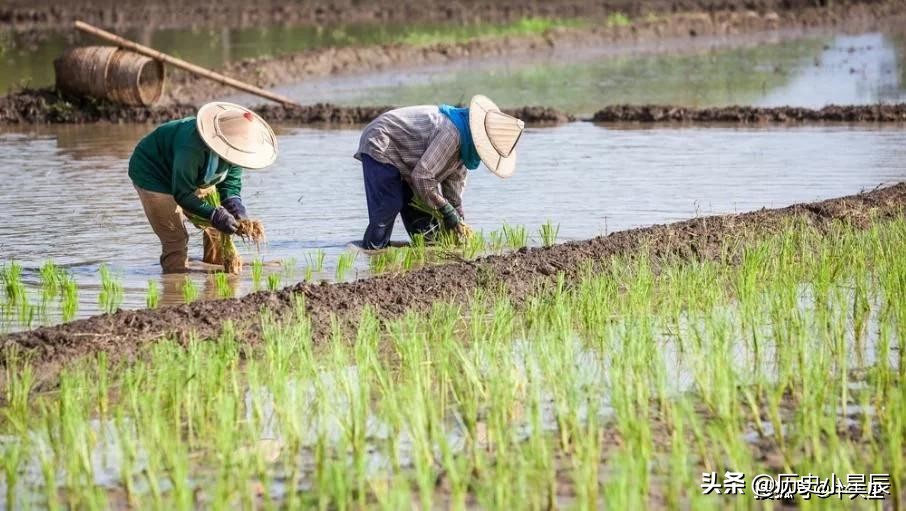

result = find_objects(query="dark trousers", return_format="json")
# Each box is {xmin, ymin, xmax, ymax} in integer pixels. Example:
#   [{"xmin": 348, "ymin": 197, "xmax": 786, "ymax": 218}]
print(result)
[{"xmin": 361, "ymin": 154, "xmax": 438, "ymax": 249}]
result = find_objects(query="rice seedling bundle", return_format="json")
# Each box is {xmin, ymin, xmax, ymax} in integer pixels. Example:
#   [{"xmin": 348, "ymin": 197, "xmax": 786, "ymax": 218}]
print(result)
[{"xmin": 187, "ymin": 189, "xmax": 266, "ymax": 274}]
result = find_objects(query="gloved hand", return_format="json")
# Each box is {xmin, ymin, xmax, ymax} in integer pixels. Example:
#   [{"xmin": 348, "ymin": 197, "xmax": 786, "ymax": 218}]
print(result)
[
  {"xmin": 210, "ymin": 206, "xmax": 239, "ymax": 234},
  {"xmin": 221, "ymin": 196, "xmax": 248, "ymax": 220},
  {"xmin": 439, "ymin": 203, "xmax": 461, "ymax": 230}
]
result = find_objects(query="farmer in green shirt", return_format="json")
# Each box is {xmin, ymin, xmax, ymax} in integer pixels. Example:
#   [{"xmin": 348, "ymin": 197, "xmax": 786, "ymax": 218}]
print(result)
[{"xmin": 129, "ymin": 102, "xmax": 278, "ymax": 273}]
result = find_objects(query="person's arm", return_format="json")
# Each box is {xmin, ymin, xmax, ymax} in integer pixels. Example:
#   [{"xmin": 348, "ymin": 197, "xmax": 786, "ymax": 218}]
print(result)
[
  {"xmin": 440, "ymin": 167, "xmax": 467, "ymax": 219},
  {"xmin": 171, "ymin": 148, "xmax": 214, "ymax": 219},
  {"xmin": 217, "ymin": 164, "xmax": 249, "ymax": 219},
  {"xmin": 410, "ymin": 125, "xmax": 460, "ymax": 210},
  {"xmin": 216, "ymin": 164, "xmax": 243, "ymax": 199}
]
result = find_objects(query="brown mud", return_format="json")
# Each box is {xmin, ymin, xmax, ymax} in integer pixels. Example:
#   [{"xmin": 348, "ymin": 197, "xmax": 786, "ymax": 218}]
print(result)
[
  {"xmin": 3, "ymin": 183, "xmax": 906, "ymax": 391},
  {"xmin": 592, "ymin": 103, "xmax": 906, "ymax": 123},
  {"xmin": 0, "ymin": 0, "xmax": 885, "ymax": 32},
  {"xmin": 160, "ymin": 1, "xmax": 905, "ymax": 106},
  {"xmin": 3, "ymin": 87, "xmax": 905, "ymax": 126},
  {"xmin": 0, "ymin": 88, "xmax": 574, "ymax": 124}
]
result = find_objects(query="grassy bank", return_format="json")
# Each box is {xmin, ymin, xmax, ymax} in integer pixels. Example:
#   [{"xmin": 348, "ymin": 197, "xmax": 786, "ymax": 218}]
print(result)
[{"xmin": 1, "ymin": 211, "xmax": 904, "ymax": 507}]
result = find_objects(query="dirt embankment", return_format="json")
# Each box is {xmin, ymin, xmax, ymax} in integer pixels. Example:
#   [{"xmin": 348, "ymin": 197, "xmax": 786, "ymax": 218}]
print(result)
[
  {"xmin": 0, "ymin": 88, "xmax": 574, "ymax": 125},
  {"xmin": 0, "ymin": 0, "xmax": 883, "ymax": 32},
  {"xmin": 592, "ymin": 104, "xmax": 906, "ymax": 123},
  {"xmin": 4, "ymin": 88, "xmax": 905, "ymax": 126},
  {"xmin": 3, "ymin": 183, "xmax": 905, "ymax": 391},
  {"xmin": 161, "ymin": 1, "xmax": 904, "ymax": 106}
]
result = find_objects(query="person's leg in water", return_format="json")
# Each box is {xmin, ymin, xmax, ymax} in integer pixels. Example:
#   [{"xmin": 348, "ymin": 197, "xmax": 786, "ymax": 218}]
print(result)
[
  {"xmin": 399, "ymin": 183, "xmax": 441, "ymax": 243},
  {"xmin": 134, "ymin": 186, "xmax": 189, "ymax": 273},
  {"xmin": 361, "ymin": 154, "xmax": 407, "ymax": 249}
]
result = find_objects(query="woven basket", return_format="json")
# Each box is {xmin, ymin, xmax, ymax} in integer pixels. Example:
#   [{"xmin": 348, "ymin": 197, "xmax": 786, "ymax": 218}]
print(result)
[{"xmin": 54, "ymin": 46, "xmax": 165, "ymax": 106}]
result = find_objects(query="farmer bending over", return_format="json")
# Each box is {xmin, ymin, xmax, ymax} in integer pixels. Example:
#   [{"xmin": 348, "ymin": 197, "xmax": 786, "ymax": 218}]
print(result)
[
  {"xmin": 128, "ymin": 102, "xmax": 278, "ymax": 273},
  {"xmin": 355, "ymin": 94, "xmax": 525, "ymax": 249}
]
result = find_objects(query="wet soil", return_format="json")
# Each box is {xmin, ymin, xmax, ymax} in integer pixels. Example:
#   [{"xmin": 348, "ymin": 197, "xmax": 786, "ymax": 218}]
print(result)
[
  {"xmin": 0, "ymin": 0, "xmax": 886, "ymax": 32},
  {"xmin": 160, "ymin": 1, "xmax": 905, "ymax": 106},
  {"xmin": 3, "ymin": 183, "xmax": 905, "ymax": 391},
  {"xmin": 592, "ymin": 103, "xmax": 906, "ymax": 123},
  {"xmin": 4, "ymin": 87, "xmax": 905, "ymax": 125},
  {"xmin": 0, "ymin": 88, "xmax": 575, "ymax": 124}
]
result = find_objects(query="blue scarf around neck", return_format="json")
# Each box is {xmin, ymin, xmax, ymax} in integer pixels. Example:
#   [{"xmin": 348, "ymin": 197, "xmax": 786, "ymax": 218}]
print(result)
[{"xmin": 438, "ymin": 104, "xmax": 480, "ymax": 170}]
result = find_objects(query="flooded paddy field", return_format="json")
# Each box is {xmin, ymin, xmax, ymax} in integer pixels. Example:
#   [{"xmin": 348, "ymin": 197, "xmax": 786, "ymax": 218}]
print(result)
[
  {"xmin": 1, "ymin": 122, "xmax": 905, "ymax": 331},
  {"xmin": 1, "ymin": 3, "xmax": 905, "ymax": 505},
  {"xmin": 259, "ymin": 30, "xmax": 906, "ymax": 114},
  {"xmin": 1, "ymin": 182, "xmax": 905, "ymax": 509}
]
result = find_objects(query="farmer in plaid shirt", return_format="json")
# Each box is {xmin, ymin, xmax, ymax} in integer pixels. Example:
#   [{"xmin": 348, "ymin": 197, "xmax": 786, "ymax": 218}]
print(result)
[{"xmin": 355, "ymin": 95, "xmax": 525, "ymax": 249}]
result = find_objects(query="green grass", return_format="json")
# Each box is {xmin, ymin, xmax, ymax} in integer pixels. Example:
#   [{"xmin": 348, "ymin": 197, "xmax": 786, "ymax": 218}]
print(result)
[
  {"xmin": 398, "ymin": 17, "xmax": 585, "ymax": 47},
  {"xmin": 0, "ymin": 214, "xmax": 903, "ymax": 506}
]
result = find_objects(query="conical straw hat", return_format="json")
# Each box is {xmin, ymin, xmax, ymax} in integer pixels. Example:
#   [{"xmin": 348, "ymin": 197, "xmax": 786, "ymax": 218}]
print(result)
[
  {"xmin": 196, "ymin": 102, "xmax": 278, "ymax": 169},
  {"xmin": 469, "ymin": 95, "xmax": 525, "ymax": 178}
]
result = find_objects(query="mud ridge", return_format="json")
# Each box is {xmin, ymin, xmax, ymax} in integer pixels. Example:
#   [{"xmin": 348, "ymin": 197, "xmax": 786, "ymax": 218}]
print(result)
[
  {"xmin": 0, "ymin": 0, "xmax": 886, "ymax": 32},
  {"xmin": 0, "ymin": 88, "xmax": 574, "ymax": 125},
  {"xmin": 3, "ymin": 183, "xmax": 906, "ymax": 390},
  {"xmin": 592, "ymin": 104, "xmax": 906, "ymax": 123}
]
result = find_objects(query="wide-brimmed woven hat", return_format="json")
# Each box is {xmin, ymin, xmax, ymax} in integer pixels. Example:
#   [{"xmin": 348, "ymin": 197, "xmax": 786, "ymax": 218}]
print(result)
[
  {"xmin": 469, "ymin": 95, "xmax": 525, "ymax": 178},
  {"xmin": 196, "ymin": 102, "xmax": 278, "ymax": 169}
]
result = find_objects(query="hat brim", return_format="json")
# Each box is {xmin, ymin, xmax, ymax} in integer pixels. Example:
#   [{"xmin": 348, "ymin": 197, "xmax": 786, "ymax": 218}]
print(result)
[
  {"xmin": 196, "ymin": 102, "xmax": 278, "ymax": 170},
  {"xmin": 469, "ymin": 95, "xmax": 517, "ymax": 179}
]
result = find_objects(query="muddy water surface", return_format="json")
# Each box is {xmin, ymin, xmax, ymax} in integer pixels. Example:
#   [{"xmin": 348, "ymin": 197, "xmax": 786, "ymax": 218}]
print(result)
[
  {"xmin": 1, "ymin": 122, "xmax": 905, "ymax": 328},
  {"xmin": 263, "ymin": 31, "xmax": 906, "ymax": 113}
]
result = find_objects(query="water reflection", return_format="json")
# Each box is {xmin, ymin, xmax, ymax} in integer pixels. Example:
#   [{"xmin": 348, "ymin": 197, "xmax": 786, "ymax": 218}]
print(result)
[{"xmin": 267, "ymin": 31, "xmax": 906, "ymax": 112}]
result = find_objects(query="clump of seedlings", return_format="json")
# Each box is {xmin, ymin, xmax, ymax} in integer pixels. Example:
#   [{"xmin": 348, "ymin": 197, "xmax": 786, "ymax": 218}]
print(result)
[
  {"xmin": 181, "ymin": 277, "xmax": 199, "ymax": 303},
  {"xmin": 60, "ymin": 275, "xmax": 78, "ymax": 321},
  {"xmin": 250, "ymin": 258, "xmax": 264, "ymax": 290},
  {"xmin": 539, "ymin": 220, "xmax": 560, "ymax": 247},
  {"xmin": 502, "ymin": 223, "xmax": 528, "ymax": 249},
  {"xmin": 97, "ymin": 264, "xmax": 123, "ymax": 314},
  {"xmin": 188, "ymin": 190, "xmax": 266, "ymax": 274},
  {"xmin": 306, "ymin": 249, "xmax": 326, "ymax": 273},
  {"xmin": 213, "ymin": 272, "xmax": 234, "ymax": 299},
  {"xmin": 2, "ymin": 262, "xmax": 25, "ymax": 304},
  {"xmin": 335, "ymin": 251, "xmax": 357, "ymax": 281},
  {"xmin": 267, "ymin": 273, "xmax": 280, "ymax": 291},
  {"xmin": 146, "ymin": 279, "xmax": 160, "ymax": 309}
]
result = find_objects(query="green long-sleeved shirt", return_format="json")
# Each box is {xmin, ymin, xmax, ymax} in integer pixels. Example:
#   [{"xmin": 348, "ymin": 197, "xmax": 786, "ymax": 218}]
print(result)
[{"xmin": 128, "ymin": 117, "xmax": 243, "ymax": 219}]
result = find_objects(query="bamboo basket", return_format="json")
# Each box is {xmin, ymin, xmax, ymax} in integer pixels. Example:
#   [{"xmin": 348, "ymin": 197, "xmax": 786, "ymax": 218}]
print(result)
[{"xmin": 53, "ymin": 46, "xmax": 165, "ymax": 106}]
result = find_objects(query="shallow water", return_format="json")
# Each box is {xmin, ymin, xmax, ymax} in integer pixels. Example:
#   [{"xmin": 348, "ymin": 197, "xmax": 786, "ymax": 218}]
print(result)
[
  {"xmin": 1, "ymin": 122, "xmax": 905, "ymax": 328},
  {"xmin": 0, "ymin": 20, "xmax": 583, "ymax": 93},
  {"xmin": 262, "ymin": 31, "xmax": 906, "ymax": 113}
]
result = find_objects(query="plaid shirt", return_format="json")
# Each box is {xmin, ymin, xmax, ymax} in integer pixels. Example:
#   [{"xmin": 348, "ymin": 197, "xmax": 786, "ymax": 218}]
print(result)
[{"xmin": 356, "ymin": 106, "xmax": 467, "ymax": 212}]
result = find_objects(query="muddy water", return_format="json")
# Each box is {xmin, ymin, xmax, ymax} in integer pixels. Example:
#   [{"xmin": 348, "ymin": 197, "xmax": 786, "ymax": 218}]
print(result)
[
  {"xmin": 0, "ymin": 20, "xmax": 584, "ymax": 93},
  {"xmin": 1, "ymin": 122, "xmax": 905, "ymax": 329},
  {"xmin": 265, "ymin": 31, "xmax": 906, "ymax": 113}
]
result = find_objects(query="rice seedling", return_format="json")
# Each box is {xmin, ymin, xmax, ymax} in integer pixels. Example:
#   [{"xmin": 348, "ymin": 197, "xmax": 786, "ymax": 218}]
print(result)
[
  {"xmin": 213, "ymin": 272, "xmax": 233, "ymax": 298},
  {"xmin": 0, "ymin": 215, "xmax": 902, "ymax": 507},
  {"xmin": 538, "ymin": 220, "xmax": 560, "ymax": 247},
  {"xmin": 60, "ymin": 274, "xmax": 78, "ymax": 321},
  {"xmin": 281, "ymin": 257, "xmax": 298, "ymax": 280},
  {"xmin": 97, "ymin": 264, "xmax": 123, "ymax": 314},
  {"xmin": 335, "ymin": 251, "xmax": 357, "ymax": 281},
  {"xmin": 144, "ymin": 279, "xmax": 160, "ymax": 309},
  {"xmin": 307, "ymin": 249, "xmax": 326, "ymax": 272},
  {"xmin": 267, "ymin": 272, "xmax": 280, "ymax": 291},
  {"xmin": 39, "ymin": 260, "xmax": 62, "ymax": 301},
  {"xmin": 607, "ymin": 11, "xmax": 631, "ymax": 27},
  {"xmin": 251, "ymin": 258, "xmax": 264, "ymax": 290},
  {"xmin": 181, "ymin": 277, "xmax": 199, "ymax": 303},
  {"xmin": 1, "ymin": 261, "xmax": 25, "ymax": 304},
  {"xmin": 502, "ymin": 224, "xmax": 528, "ymax": 249},
  {"xmin": 460, "ymin": 230, "xmax": 486, "ymax": 260},
  {"xmin": 188, "ymin": 190, "xmax": 265, "ymax": 274}
]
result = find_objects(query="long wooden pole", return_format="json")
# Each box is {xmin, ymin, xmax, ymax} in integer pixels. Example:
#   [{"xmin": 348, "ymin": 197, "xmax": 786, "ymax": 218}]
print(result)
[{"xmin": 74, "ymin": 20, "xmax": 301, "ymax": 107}]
